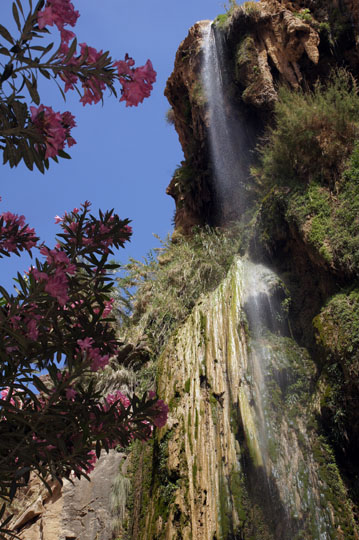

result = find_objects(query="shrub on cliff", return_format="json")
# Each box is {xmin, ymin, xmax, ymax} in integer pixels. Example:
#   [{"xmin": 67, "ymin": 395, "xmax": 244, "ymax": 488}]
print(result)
[
  {"xmin": 255, "ymin": 70, "xmax": 359, "ymax": 277},
  {"xmin": 258, "ymin": 69, "xmax": 359, "ymax": 190},
  {"xmin": 117, "ymin": 227, "xmax": 242, "ymax": 355}
]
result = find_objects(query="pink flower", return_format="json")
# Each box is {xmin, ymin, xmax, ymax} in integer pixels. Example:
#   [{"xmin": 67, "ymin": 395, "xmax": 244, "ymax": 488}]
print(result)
[
  {"xmin": 102, "ymin": 298, "xmax": 114, "ymax": 318},
  {"xmin": 152, "ymin": 400, "xmax": 168, "ymax": 428},
  {"xmin": 79, "ymin": 43, "xmax": 103, "ymax": 65},
  {"xmin": 65, "ymin": 387, "xmax": 77, "ymax": 400},
  {"xmin": 77, "ymin": 337, "xmax": 94, "ymax": 351},
  {"xmin": 30, "ymin": 105, "xmax": 76, "ymax": 159},
  {"xmin": 84, "ymin": 450, "xmax": 97, "ymax": 473},
  {"xmin": 27, "ymin": 319, "xmax": 39, "ymax": 341},
  {"xmin": 147, "ymin": 391, "xmax": 168, "ymax": 428},
  {"xmin": 117, "ymin": 59, "xmax": 157, "ymax": 107},
  {"xmin": 0, "ymin": 212, "xmax": 38, "ymax": 255},
  {"xmin": 31, "ymin": 268, "xmax": 49, "ymax": 281},
  {"xmin": 79, "ymin": 77, "xmax": 106, "ymax": 106},
  {"xmin": 54, "ymin": 215, "xmax": 63, "ymax": 224},
  {"xmin": 105, "ymin": 391, "xmax": 130, "ymax": 409},
  {"xmin": 1, "ymin": 388, "xmax": 16, "ymax": 406},
  {"xmin": 37, "ymin": 0, "xmax": 79, "ymax": 35},
  {"xmin": 44, "ymin": 268, "xmax": 69, "ymax": 306},
  {"xmin": 89, "ymin": 349, "xmax": 109, "ymax": 371},
  {"xmin": 59, "ymin": 70, "xmax": 79, "ymax": 92}
]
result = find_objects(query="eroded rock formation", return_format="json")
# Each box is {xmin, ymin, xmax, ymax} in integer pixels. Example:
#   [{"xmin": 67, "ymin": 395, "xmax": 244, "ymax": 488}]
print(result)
[{"xmin": 10, "ymin": 450, "xmax": 123, "ymax": 540}]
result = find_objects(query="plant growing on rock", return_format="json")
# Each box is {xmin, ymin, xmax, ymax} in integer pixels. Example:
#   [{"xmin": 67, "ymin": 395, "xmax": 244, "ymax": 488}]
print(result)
[
  {"xmin": 117, "ymin": 226, "xmax": 242, "ymax": 355},
  {"xmin": 258, "ymin": 69, "xmax": 359, "ymax": 190}
]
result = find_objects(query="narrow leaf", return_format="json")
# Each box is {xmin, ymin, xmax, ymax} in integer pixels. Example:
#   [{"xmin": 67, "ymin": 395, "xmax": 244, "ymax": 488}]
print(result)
[
  {"xmin": 39, "ymin": 67, "xmax": 50, "ymax": 79},
  {"xmin": 24, "ymin": 77, "xmax": 40, "ymax": 104},
  {"xmin": 64, "ymin": 37, "xmax": 77, "ymax": 63},
  {"xmin": 15, "ymin": 0, "xmax": 24, "ymax": 17},
  {"xmin": 12, "ymin": 3, "xmax": 21, "ymax": 31},
  {"xmin": 0, "ymin": 25, "xmax": 14, "ymax": 44},
  {"xmin": 57, "ymin": 149, "xmax": 71, "ymax": 159}
]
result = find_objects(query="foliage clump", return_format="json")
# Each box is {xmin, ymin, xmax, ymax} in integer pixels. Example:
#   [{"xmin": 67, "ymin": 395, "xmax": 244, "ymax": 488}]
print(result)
[
  {"xmin": 214, "ymin": 0, "xmax": 239, "ymax": 29},
  {"xmin": 117, "ymin": 227, "xmax": 241, "ymax": 355},
  {"xmin": 255, "ymin": 71, "xmax": 359, "ymax": 277},
  {"xmin": 258, "ymin": 70, "xmax": 359, "ymax": 190},
  {"xmin": 314, "ymin": 288, "xmax": 359, "ymax": 368}
]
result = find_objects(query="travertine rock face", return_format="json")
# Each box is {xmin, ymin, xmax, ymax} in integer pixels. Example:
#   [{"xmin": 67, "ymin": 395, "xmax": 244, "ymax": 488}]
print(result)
[
  {"xmin": 231, "ymin": 0, "xmax": 320, "ymax": 108},
  {"xmin": 11, "ymin": 450, "xmax": 123, "ymax": 540},
  {"xmin": 140, "ymin": 259, "xmax": 358, "ymax": 539}
]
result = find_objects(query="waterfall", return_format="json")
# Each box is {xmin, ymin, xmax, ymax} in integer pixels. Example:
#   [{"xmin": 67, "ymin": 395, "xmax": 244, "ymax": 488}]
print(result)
[
  {"xmin": 202, "ymin": 24, "xmax": 254, "ymax": 221},
  {"xmin": 200, "ymin": 22, "xmax": 335, "ymax": 539}
]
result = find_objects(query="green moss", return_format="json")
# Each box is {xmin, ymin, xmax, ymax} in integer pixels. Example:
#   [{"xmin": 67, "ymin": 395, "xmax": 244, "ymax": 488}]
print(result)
[
  {"xmin": 195, "ymin": 408, "xmax": 199, "ymax": 439},
  {"xmin": 169, "ymin": 394, "xmax": 180, "ymax": 412},
  {"xmin": 209, "ymin": 393, "xmax": 219, "ymax": 426},
  {"xmin": 311, "ymin": 436, "xmax": 357, "ymax": 538},
  {"xmin": 192, "ymin": 458, "xmax": 197, "ymax": 488},
  {"xmin": 199, "ymin": 311, "xmax": 207, "ymax": 337},
  {"xmin": 184, "ymin": 378, "xmax": 191, "ymax": 393},
  {"xmin": 259, "ymin": 138, "xmax": 359, "ymax": 276},
  {"xmin": 229, "ymin": 469, "xmax": 247, "ymax": 524},
  {"xmin": 313, "ymin": 287, "xmax": 359, "ymax": 447},
  {"xmin": 214, "ymin": 13, "xmax": 230, "ymax": 28},
  {"xmin": 241, "ymin": 1, "xmax": 261, "ymax": 16},
  {"xmin": 293, "ymin": 8, "xmax": 313, "ymax": 24},
  {"xmin": 192, "ymin": 81, "xmax": 206, "ymax": 106},
  {"xmin": 187, "ymin": 409, "xmax": 193, "ymax": 451},
  {"xmin": 313, "ymin": 287, "xmax": 359, "ymax": 363},
  {"xmin": 218, "ymin": 474, "xmax": 231, "ymax": 537},
  {"xmin": 236, "ymin": 35, "xmax": 257, "ymax": 71}
]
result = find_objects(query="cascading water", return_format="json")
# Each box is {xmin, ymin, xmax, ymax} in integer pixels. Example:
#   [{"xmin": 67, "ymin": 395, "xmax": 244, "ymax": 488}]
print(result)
[
  {"xmin": 202, "ymin": 24, "xmax": 254, "ymax": 221},
  {"xmin": 201, "ymin": 22, "xmax": 336, "ymax": 539}
]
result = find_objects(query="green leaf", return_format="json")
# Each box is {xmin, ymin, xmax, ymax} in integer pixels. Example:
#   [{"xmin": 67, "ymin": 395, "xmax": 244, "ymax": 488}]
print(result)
[
  {"xmin": 57, "ymin": 149, "xmax": 71, "ymax": 159},
  {"xmin": 40, "ymin": 41, "xmax": 53, "ymax": 59},
  {"xmin": 9, "ymin": 479, "xmax": 17, "ymax": 501},
  {"xmin": 0, "ymin": 512, "xmax": 15, "ymax": 529},
  {"xmin": 15, "ymin": 0, "xmax": 24, "ymax": 17},
  {"xmin": 34, "ymin": 0, "xmax": 45, "ymax": 13},
  {"xmin": 12, "ymin": 3, "xmax": 21, "ymax": 31},
  {"xmin": 53, "ymin": 77, "xmax": 66, "ymax": 102},
  {"xmin": 14, "ymin": 466, "xmax": 30, "ymax": 479},
  {"xmin": 31, "ymin": 145, "xmax": 45, "ymax": 173},
  {"xmin": 0, "ymin": 286, "xmax": 11, "ymax": 303},
  {"xmin": 24, "ymin": 76, "xmax": 40, "ymax": 104},
  {"xmin": 0, "ymin": 25, "xmax": 14, "ymax": 44},
  {"xmin": 18, "ymin": 140, "xmax": 34, "ymax": 171},
  {"xmin": 64, "ymin": 37, "xmax": 77, "ymax": 63},
  {"xmin": 32, "ymin": 375, "xmax": 50, "ymax": 395},
  {"xmin": 39, "ymin": 67, "xmax": 51, "ymax": 79}
]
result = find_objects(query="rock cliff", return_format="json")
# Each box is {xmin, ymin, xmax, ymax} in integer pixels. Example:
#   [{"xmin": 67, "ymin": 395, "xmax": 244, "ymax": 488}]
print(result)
[
  {"xmin": 166, "ymin": 0, "xmax": 358, "ymax": 233},
  {"xmin": 10, "ymin": 450, "xmax": 124, "ymax": 540},
  {"xmin": 123, "ymin": 0, "xmax": 359, "ymax": 538}
]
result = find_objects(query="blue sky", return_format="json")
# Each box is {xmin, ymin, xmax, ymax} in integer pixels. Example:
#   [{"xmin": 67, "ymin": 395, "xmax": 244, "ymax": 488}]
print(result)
[{"xmin": 1, "ymin": 0, "xmax": 232, "ymax": 290}]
